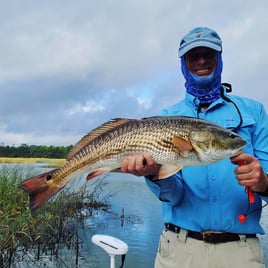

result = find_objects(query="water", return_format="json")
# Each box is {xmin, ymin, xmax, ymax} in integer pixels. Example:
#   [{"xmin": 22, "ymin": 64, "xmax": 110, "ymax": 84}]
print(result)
[
  {"xmin": 81, "ymin": 173, "xmax": 268, "ymax": 268},
  {"xmin": 80, "ymin": 174, "xmax": 163, "ymax": 268},
  {"xmin": 2, "ymin": 164, "xmax": 268, "ymax": 267}
]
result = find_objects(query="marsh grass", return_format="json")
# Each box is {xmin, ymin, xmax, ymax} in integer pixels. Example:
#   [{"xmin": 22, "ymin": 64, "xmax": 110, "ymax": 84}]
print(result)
[
  {"xmin": 0, "ymin": 157, "xmax": 66, "ymax": 168},
  {"xmin": 0, "ymin": 164, "xmax": 110, "ymax": 267}
]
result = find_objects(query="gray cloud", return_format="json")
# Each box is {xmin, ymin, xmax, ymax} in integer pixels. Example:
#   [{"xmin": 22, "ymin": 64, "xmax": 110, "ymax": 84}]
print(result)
[{"xmin": 1, "ymin": 0, "xmax": 268, "ymax": 145}]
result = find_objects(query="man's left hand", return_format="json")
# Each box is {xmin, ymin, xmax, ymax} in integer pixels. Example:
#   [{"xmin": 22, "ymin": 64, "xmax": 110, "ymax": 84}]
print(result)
[{"xmin": 231, "ymin": 153, "xmax": 268, "ymax": 193}]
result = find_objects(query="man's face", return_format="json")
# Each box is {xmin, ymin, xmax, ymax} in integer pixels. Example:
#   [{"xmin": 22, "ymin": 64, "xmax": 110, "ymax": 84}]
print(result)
[{"xmin": 185, "ymin": 47, "xmax": 217, "ymax": 76}]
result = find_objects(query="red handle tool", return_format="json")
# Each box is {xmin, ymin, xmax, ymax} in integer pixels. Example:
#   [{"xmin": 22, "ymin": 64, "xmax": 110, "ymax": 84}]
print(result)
[{"xmin": 237, "ymin": 160, "xmax": 255, "ymax": 204}]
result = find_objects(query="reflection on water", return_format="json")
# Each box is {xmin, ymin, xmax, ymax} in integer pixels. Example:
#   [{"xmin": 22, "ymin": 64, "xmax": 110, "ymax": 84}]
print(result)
[
  {"xmin": 2, "ymin": 164, "xmax": 268, "ymax": 267},
  {"xmin": 82, "ymin": 173, "xmax": 268, "ymax": 268},
  {"xmin": 82, "ymin": 173, "xmax": 162, "ymax": 268}
]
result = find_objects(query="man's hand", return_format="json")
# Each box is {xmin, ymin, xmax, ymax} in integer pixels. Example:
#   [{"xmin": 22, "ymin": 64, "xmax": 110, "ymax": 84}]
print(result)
[
  {"xmin": 231, "ymin": 153, "xmax": 268, "ymax": 193},
  {"xmin": 121, "ymin": 152, "xmax": 161, "ymax": 178}
]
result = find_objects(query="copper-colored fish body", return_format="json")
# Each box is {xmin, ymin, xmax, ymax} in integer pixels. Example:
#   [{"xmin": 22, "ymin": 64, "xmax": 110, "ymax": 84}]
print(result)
[{"xmin": 19, "ymin": 116, "xmax": 246, "ymax": 210}]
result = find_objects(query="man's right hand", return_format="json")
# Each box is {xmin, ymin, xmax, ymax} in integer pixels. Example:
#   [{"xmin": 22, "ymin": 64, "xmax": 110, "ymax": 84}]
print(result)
[{"xmin": 121, "ymin": 152, "xmax": 161, "ymax": 178}]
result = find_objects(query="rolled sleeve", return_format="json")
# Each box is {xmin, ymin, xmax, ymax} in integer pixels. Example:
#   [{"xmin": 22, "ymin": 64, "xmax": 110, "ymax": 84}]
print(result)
[{"xmin": 145, "ymin": 173, "xmax": 184, "ymax": 205}]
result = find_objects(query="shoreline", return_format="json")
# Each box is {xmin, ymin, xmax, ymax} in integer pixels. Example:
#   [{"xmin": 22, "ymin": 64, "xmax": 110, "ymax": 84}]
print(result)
[{"xmin": 0, "ymin": 157, "xmax": 66, "ymax": 168}]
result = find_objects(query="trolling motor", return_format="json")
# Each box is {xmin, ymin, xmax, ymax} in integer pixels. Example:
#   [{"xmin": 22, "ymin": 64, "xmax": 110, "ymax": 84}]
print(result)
[{"xmin": 91, "ymin": 234, "xmax": 128, "ymax": 268}]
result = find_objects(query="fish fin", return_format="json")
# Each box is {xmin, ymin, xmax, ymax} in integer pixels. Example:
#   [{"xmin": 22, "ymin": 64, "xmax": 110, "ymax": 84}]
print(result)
[
  {"xmin": 158, "ymin": 164, "xmax": 183, "ymax": 179},
  {"xmin": 67, "ymin": 118, "xmax": 135, "ymax": 160},
  {"xmin": 86, "ymin": 169, "xmax": 111, "ymax": 180},
  {"xmin": 172, "ymin": 135, "xmax": 193, "ymax": 156},
  {"xmin": 18, "ymin": 169, "xmax": 62, "ymax": 211}
]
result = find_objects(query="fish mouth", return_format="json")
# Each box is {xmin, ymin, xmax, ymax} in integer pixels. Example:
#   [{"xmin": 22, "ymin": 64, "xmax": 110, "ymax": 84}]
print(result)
[{"xmin": 231, "ymin": 147, "xmax": 245, "ymax": 157}]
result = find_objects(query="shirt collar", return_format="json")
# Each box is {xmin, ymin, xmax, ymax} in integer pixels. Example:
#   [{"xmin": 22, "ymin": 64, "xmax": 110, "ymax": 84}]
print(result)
[{"xmin": 185, "ymin": 92, "xmax": 224, "ymax": 110}]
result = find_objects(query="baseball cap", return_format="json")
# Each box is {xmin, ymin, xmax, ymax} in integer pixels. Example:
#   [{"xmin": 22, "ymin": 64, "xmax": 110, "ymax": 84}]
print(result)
[{"xmin": 178, "ymin": 27, "xmax": 222, "ymax": 57}]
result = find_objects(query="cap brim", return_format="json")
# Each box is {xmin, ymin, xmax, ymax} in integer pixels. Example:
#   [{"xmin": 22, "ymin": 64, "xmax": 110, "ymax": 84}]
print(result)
[{"xmin": 179, "ymin": 41, "xmax": 222, "ymax": 57}]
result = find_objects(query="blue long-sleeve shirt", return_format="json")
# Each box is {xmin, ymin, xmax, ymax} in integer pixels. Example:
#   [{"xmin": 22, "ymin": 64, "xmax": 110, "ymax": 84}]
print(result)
[{"xmin": 146, "ymin": 91, "xmax": 268, "ymax": 234}]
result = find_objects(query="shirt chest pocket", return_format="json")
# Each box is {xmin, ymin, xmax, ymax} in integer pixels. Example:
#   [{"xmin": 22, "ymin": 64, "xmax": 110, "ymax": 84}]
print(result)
[
  {"xmin": 223, "ymin": 115, "xmax": 255, "ymax": 132},
  {"xmin": 223, "ymin": 115, "xmax": 255, "ymax": 153}
]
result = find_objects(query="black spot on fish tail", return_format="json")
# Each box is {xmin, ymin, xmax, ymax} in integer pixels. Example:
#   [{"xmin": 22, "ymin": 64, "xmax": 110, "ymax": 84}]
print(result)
[{"xmin": 46, "ymin": 175, "xmax": 52, "ymax": 181}]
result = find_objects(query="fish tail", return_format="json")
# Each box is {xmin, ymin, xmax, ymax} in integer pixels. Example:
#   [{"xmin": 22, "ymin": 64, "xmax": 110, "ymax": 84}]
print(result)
[{"xmin": 18, "ymin": 169, "xmax": 62, "ymax": 211}]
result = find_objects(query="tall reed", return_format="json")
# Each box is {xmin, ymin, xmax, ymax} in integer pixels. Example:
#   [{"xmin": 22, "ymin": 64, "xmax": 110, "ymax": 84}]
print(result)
[{"xmin": 0, "ymin": 164, "xmax": 109, "ymax": 267}]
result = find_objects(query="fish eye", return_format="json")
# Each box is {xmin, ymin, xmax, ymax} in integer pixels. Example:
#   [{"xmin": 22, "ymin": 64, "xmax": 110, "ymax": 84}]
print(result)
[{"xmin": 46, "ymin": 175, "xmax": 52, "ymax": 181}]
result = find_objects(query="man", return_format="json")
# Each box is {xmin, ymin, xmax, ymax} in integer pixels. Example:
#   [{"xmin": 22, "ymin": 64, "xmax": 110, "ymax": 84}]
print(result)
[{"xmin": 121, "ymin": 27, "xmax": 268, "ymax": 267}]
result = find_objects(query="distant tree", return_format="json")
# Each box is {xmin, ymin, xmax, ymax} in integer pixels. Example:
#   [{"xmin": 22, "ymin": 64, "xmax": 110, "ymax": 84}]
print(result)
[{"xmin": 0, "ymin": 144, "xmax": 73, "ymax": 159}]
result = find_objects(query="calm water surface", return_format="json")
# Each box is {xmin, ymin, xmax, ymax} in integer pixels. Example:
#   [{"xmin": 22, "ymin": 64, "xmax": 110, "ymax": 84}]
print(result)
[
  {"xmin": 4, "ymin": 164, "xmax": 268, "ymax": 267},
  {"xmin": 82, "ymin": 173, "xmax": 268, "ymax": 268}
]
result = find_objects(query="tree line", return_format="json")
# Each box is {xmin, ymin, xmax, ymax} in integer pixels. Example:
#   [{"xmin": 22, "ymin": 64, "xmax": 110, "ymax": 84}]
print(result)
[{"xmin": 0, "ymin": 144, "xmax": 73, "ymax": 159}]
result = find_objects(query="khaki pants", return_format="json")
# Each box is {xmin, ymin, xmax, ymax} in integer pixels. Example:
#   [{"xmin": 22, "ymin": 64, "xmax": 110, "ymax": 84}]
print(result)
[{"xmin": 155, "ymin": 229, "xmax": 265, "ymax": 268}]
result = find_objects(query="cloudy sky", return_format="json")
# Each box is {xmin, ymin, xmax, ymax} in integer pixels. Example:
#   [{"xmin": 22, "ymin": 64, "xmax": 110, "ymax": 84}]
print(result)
[{"xmin": 1, "ymin": 0, "xmax": 268, "ymax": 146}]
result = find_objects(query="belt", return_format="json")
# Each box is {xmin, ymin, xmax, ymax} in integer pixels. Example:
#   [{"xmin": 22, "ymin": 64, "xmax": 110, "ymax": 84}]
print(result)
[{"xmin": 164, "ymin": 223, "xmax": 256, "ymax": 244}]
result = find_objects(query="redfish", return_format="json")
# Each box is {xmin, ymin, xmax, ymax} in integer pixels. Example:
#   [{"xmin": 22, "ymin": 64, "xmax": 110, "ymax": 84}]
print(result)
[{"xmin": 19, "ymin": 116, "xmax": 246, "ymax": 210}]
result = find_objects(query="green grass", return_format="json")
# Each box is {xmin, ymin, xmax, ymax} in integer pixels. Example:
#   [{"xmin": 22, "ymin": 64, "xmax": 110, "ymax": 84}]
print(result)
[
  {"xmin": 0, "ymin": 157, "xmax": 66, "ymax": 167},
  {"xmin": 0, "ymin": 164, "xmax": 109, "ymax": 267}
]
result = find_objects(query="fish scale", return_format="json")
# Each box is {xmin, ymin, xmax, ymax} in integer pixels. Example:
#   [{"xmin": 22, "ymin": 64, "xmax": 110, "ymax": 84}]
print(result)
[{"xmin": 19, "ymin": 116, "xmax": 246, "ymax": 210}]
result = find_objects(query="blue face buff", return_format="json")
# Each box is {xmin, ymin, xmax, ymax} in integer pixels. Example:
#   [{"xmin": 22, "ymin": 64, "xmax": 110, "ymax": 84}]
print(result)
[{"xmin": 181, "ymin": 52, "xmax": 223, "ymax": 104}]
